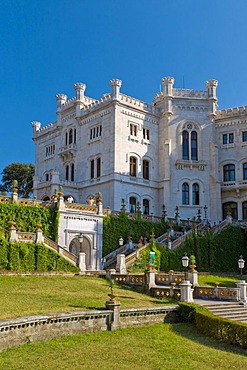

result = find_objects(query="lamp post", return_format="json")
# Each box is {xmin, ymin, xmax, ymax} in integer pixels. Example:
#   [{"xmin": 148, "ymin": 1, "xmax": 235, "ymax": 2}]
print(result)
[
  {"xmin": 78, "ymin": 233, "xmax": 83, "ymax": 252},
  {"xmin": 182, "ymin": 252, "xmax": 189, "ymax": 280},
  {"xmin": 238, "ymin": 256, "xmax": 245, "ymax": 278},
  {"xmin": 119, "ymin": 237, "xmax": 123, "ymax": 248}
]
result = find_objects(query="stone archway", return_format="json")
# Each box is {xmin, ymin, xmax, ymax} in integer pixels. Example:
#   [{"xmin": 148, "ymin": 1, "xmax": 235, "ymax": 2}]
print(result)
[{"xmin": 69, "ymin": 236, "xmax": 91, "ymax": 269}]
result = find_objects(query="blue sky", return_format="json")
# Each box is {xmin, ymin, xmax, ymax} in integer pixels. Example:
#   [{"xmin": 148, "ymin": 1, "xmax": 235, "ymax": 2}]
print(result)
[{"xmin": 1, "ymin": 0, "xmax": 247, "ymax": 173}]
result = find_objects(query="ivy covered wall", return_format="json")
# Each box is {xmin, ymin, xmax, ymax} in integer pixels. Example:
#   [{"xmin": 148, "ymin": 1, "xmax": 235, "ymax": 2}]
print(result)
[
  {"xmin": 102, "ymin": 214, "xmax": 169, "ymax": 256},
  {"xmin": 0, "ymin": 203, "xmax": 58, "ymax": 240}
]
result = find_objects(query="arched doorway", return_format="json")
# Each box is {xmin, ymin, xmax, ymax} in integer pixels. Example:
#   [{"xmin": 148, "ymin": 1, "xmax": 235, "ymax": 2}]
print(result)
[{"xmin": 69, "ymin": 236, "xmax": 91, "ymax": 269}]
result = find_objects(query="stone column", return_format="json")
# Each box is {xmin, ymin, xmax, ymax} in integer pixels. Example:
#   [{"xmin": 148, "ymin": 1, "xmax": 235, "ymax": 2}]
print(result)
[
  {"xmin": 79, "ymin": 252, "xmax": 86, "ymax": 273},
  {"xmin": 116, "ymin": 254, "xmax": 127, "ymax": 274},
  {"xmin": 179, "ymin": 280, "xmax": 194, "ymax": 303},
  {"xmin": 105, "ymin": 300, "xmax": 121, "ymax": 330},
  {"xmin": 236, "ymin": 280, "xmax": 247, "ymax": 302}
]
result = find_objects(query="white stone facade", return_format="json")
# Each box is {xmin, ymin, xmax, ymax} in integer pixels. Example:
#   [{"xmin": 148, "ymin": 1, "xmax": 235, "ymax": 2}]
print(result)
[{"xmin": 32, "ymin": 77, "xmax": 247, "ymax": 223}]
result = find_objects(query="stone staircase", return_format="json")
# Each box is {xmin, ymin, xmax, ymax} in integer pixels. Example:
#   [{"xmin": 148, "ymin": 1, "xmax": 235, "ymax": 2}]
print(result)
[{"xmin": 198, "ymin": 301, "xmax": 247, "ymax": 323}]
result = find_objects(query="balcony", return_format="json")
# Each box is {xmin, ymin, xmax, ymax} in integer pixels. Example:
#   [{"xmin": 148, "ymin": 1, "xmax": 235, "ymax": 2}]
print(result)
[
  {"xmin": 221, "ymin": 180, "xmax": 247, "ymax": 191},
  {"xmin": 175, "ymin": 160, "xmax": 207, "ymax": 171},
  {"xmin": 59, "ymin": 144, "xmax": 77, "ymax": 160}
]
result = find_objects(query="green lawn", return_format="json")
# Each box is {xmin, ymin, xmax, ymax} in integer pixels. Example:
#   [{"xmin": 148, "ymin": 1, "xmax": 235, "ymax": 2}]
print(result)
[
  {"xmin": 0, "ymin": 323, "xmax": 247, "ymax": 369},
  {"xmin": 0, "ymin": 275, "xmax": 171, "ymax": 320},
  {"xmin": 198, "ymin": 274, "xmax": 244, "ymax": 287}
]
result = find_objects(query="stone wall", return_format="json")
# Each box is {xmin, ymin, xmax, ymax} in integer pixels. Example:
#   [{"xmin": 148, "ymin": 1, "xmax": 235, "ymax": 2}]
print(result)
[{"xmin": 0, "ymin": 306, "xmax": 178, "ymax": 352}]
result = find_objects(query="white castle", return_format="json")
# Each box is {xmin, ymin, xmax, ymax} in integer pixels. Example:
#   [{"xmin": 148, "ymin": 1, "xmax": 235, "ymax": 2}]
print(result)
[{"xmin": 32, "ymin": 77, "xmax": 247, "ymax": 224}]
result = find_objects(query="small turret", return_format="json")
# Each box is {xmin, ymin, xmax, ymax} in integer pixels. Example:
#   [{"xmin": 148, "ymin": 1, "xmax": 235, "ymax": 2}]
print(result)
[
  {"xmin": 162, "ymin": 77, "xmax": 175, "ymax": 116},
  {"xmin": 205, "ymin": 80, "xmax": 218, "ymax": 117},
  {"xmin": 56, "ymin": 94, "xmax": 67, "ymax": 110},
  {"xmin": 110, "ymin": 79, "xmax": 122, "ymax": 100}
]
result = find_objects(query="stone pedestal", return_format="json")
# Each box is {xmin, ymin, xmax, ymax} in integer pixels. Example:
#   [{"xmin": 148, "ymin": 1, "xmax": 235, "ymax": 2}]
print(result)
[
  {"xmin": 105, "ymin": 300, "xmax": 121, "ymax": 330},
  {"xmin": 36, "ymin": 229, "xmax": 44, "ymax": 244},
  {"xmin": 187, "ymin": 271, "xmax": 198, "ymax": 287},
  {"xmin": 79, "ymin": 252, "xmax": 86, "ymax": 273},
  {"xmin": 106, "ymin": 269, "xmax": 116, "ymax": 280},
  {"xmin": 9, "ymin": 227, "xmax": 17, "ymax": 242},
  {"xmin": 145, "ymin": 270, "xmax": 156, "ymax": 291},
  {"xmin": 179, "ymin": 280, "xmax": 194, "ymax": 303},
  {"xmin": 236, "ymin": 280, "xmax": 247, "ymax": 302},
  {"xmin": 116, "ymin": 254, "xmax": 127, "ymax": 274}
]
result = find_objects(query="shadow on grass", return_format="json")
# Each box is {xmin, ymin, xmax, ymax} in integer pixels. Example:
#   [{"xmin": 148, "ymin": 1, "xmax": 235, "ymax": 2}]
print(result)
[{"xmin": 171, "ymin": 322, "xmax": 247, "ymax": 357}]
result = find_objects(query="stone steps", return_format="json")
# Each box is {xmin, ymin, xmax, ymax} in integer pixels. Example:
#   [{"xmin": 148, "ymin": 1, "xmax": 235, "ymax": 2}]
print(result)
[{"xmin": 202, "ymin": 302, "xmax": 247, "ymax": 323}]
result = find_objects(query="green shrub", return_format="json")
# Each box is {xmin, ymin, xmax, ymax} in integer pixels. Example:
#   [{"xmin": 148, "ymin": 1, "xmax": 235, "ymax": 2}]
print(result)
[{"xmin": 179, "ymin": 302, "xmax": 247, "ymax": 348}]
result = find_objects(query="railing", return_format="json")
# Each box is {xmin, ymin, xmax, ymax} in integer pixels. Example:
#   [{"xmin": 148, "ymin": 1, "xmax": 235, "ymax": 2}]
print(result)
[
  {"xmin": 194, "ymin": 286, "xmax": 240, "ymax": 301},
  {"xmin": 17, "ymin": 232, "xmax": 36, "ymax": 243},
  {"xmin": 43, "ymin": 236, "xmax": 78, "ymax": 265},
  {"xmin": 65, "ymin": 203, "xmax": 97, "ymax": 213}
]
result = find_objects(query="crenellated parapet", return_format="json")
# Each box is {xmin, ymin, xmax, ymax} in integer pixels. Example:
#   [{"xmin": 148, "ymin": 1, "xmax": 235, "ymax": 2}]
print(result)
[{"xmin": 216, "ymin": 105, "xmax": 247, "ymax": 120}]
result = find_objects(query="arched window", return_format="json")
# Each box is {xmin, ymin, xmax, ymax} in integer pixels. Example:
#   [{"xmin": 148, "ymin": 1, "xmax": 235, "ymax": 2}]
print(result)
[
  {"xmin": 243, "ymin": 163, "xmax": 247, "ymax": 180},
  {"xmin": 129, "ymin": 197, "xmax": 137, "ymax": 213},
  {"xmin": 69, "ymin": 129, "xmax": 73, "ymax": 144},
  {"xmin": 182, "ymin": 183, "xmax": 189, "ymax": 205},
  {"xmin": 130, "ymin": 156, "xmax": 137, "ymax": 177},
  {"xmin": 143, "ymin": 160, "xmax": 149, "ymax": 180},
  {"xmin": 65, "ymin": 132, "xmax": 68, "ymax": 146},
  {"xmin": 66, "ymin": 165, "xmax": 69, "ymax": 181},
  {"xmin": 71, "ymin": 163, "xmax": 74, "ymax": 182},
  {"xmin": 192, "ymin": 183, "xmax": 199, "ymax": 205},
  {"xmin": 143, "ymin": 199, "xmax": 149, "ymax": 215},
  {"xmin": 74, "ymin": 129, "xmax": 77, "ymax": 144},
  {"xmin": 223, "ymin": 164, "xmax": 235, "ymax": 182},
  {"xmin": 182, "ymin": 131, "xmax": 189, "ymax": 160},
  {"xmin": 182, "ymin": 128, "xmax": 198, "ymax": 160},
  {"xmin": 191, "ymin": 131, "xmax": 198, "ymax": 160}
]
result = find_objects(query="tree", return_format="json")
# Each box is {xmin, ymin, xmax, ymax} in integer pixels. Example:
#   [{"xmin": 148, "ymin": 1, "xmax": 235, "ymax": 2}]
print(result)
[{"xmin": 0, "ymin": 163, "xmax": 35, "ymax": 198}]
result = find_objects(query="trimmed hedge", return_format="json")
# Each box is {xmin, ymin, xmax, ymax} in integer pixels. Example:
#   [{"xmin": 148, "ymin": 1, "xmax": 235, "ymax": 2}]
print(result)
[
  {"xmin": 0, "ymin": 238, "xmax": 79, "ymax": 273},
  {"xmin": 179, "ymin": 302, "xmax": 247, "ymax": 348}
]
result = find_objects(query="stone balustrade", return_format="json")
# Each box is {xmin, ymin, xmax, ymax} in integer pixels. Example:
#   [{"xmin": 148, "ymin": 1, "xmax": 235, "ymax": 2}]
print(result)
[{"xmin": 0, "ymin": 305, "xmax": 178, "ymax": 352}]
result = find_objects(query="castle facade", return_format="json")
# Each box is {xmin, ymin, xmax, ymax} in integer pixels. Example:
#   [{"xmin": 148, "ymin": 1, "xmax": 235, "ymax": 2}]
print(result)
[{"xmin": 32, "ymin": 77, "xmax": 247, "ymax": 223}]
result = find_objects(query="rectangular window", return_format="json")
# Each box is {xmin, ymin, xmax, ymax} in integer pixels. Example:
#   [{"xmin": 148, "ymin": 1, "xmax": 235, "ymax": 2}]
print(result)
[
  {"xmin": 223, "ymin": 134, "xmax": 227, "ymax": 145},
  {"xmin": 97, "ymin": 158, "xmax": 101, "ymax": 178},
  {"xmin": 130, "ymin": 124, "xmax": 137, "ymax": 136},
  {"xmin": 143, "ymin": 128, "xmax": 150, "ymax": 140},
  {"xmin": 229, "ymin": 133, "xmax": 234, "ymax": 144},
  {"xmin": 143, "ymin": 160, "xmax": 149, "ymax": 180},
  {"xmin": 90, "ymin": 160, "xmax": 94, "ymax": 179},
  {"xmin": 242, "ymin": 131, "xmax": 247, "ymax": 142}
]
